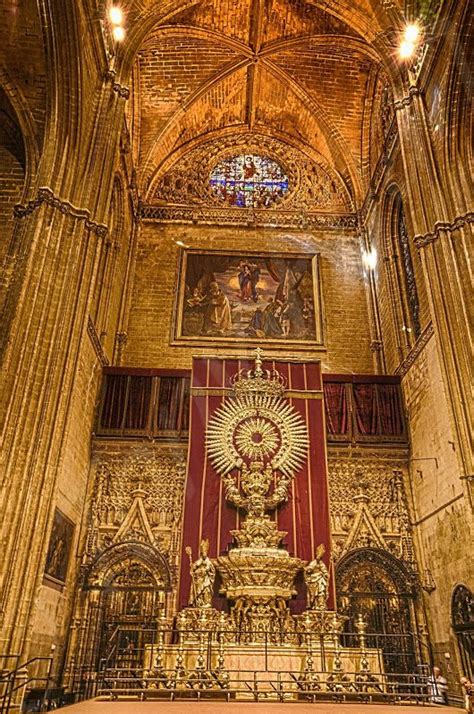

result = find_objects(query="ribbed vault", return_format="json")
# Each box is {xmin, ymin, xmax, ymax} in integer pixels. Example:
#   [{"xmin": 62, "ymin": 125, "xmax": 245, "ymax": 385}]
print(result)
[{"xmin": 122, "ymin": 0, "xmax": 401, "ymax": 207}]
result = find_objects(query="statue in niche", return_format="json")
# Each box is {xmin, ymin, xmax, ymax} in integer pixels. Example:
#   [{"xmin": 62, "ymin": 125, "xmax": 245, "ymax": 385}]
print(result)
[
  {"xmin": 304, "ymin": 543, "xmax": 330, "ymax": 610},
  {"xmin": 186, "ymin": 539, "xmax": 216, "ymax": 608}
]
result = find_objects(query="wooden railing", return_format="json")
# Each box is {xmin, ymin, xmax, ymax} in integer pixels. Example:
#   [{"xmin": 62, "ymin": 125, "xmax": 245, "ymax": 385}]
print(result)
[{"xmin": 95, "ymin": 369, "xmax": 406, "ymax": 444}]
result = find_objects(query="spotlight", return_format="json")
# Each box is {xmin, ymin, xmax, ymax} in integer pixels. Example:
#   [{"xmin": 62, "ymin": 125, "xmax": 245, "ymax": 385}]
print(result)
[
  {"xmin": 109, "ymin": 6, "xmax": 123, "ymax": 25},
  {"xmin": 404, "ymin": 24, "xmax": 420, "ymax": 43},
  {"xmin": 362, "ymin": 248, "xmax": 377, "ymax": 271},
  {"xmin": 112, "ymin": 25, "xmax": 125, "ymax": 42},
  {"xmin": 399, "ymin": 40, "xmax": 416, "ymax": 59}
]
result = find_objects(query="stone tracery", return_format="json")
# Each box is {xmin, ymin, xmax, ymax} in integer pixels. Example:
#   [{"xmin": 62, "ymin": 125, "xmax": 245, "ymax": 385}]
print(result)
[{"xmin": 151, "ymin": 134, "xmax": 351, "ymax": 211}]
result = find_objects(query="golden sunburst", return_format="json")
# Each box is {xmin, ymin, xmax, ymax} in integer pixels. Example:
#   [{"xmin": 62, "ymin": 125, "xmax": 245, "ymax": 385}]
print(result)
[
  {"xmin": 234, "ymin": 417, "xmax": 279, "ymax": 459},
  {"xmin": 206, "ymin": 392, "xmax": 308, "ymax": 477}
]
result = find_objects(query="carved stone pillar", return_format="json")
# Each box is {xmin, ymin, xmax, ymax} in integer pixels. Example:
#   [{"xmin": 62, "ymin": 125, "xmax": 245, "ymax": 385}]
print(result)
[
  {"xmin": 0, "ymin": 78, "xmax": 127, "ymax": 658},
  {"xmin": 395, "ymin": 86, "xmax": 473, "ymax": 485}
]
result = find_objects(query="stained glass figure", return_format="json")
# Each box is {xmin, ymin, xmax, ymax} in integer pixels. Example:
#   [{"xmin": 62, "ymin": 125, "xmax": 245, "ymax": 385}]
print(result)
[{"xmin": 209, "ymin": 154, "xmax": 289, "ymax": 208}]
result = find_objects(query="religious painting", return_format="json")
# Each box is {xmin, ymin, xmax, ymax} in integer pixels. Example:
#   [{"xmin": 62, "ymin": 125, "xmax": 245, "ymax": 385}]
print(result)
[
  {"xmin": 173, "ymin": 249, "xmax": 323, "ymax": 348},
  {"xmin": 44, "ymin": 508, "xmax": 75, "ymax": 585}
]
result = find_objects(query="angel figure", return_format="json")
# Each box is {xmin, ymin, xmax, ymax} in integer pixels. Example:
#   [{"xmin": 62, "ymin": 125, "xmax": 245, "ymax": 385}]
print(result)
[
  {"xmin": 186, "ymin": 539, "xmax": 216, "ymax": 608},
  {"xmin": 304, "ymin": 543, "xmax": 329, "ymax": 610}
]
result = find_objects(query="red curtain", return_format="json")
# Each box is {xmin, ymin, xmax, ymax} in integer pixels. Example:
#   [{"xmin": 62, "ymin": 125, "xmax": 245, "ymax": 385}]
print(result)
[
  {"xmin": 323, "ymin": 382, "xmax": 348, "ymax": 435},
  {"xmin": 178, "ymin": 357, "xmax": 334, "ymax": 614},
  {"xmin": 377, "ymin": 383, "xmax": 404, "ymax": 436},
  {"xmin": 124, "ymin": 376, "xmax": 151, "ymax": 430},
  {"xmin": 353, "ymin": 383, "xmax": 378, "ymax": 436},
  {"xmin": 100, "ymin": 374, "xmax": 129, "ymax": 429},
  {"xmin": 157, "ymin": 377, "xmax": 181, "ymax": 431}
]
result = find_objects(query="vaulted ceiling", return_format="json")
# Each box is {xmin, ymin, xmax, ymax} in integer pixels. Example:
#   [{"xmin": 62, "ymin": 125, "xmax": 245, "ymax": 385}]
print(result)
[{"xmin": 127, "ymin": 0, "xmax": 400, "ymax": 207}]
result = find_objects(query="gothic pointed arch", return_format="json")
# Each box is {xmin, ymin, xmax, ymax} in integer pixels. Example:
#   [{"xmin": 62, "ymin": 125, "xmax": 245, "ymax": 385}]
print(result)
[
  {"xmin": 336, "ymin": 547, "xmax": 418, "ymax": 673},
  {"xmin": 379, "ymin": 185, "xmax": 426, "ymax": 367},
  {"xmin": 84, "ymin": 540, "xmax": 172, "ymax": 592},
  {"xmin": 451, "ymin": 583, "xmax": 474, "ymax": 679}
]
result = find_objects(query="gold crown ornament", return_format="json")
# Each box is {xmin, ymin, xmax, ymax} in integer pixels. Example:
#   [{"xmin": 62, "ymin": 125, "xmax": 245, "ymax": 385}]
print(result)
[{"xmin": 230, "ymin": 347, "xmax": 286, "ymax": 398}]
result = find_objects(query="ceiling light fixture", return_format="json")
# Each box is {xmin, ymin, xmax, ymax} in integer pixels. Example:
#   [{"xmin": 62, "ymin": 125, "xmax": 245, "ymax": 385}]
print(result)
[
  {"xmin": 399, "ymin": 23, "xmax": 421, "ymax": 60},
  {"xmin": 109, "ymin": 6, "xmax": 123, "ymax": 25},
  {"xmin": 112, "ymin": 25, "xmax": 125, "ymax": 42},
  {"xmin": 404, "ymin": 24, "xmax": 420, "ymax": 43},
  {"xmin": 399, "ymin": 40, "xmax": 416, "ymax": 59}
]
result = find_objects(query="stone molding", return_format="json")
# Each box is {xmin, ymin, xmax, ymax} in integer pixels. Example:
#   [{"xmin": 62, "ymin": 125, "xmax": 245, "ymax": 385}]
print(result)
[
  {"xmin": 395, "ymin": 322, "xmax": 434, "ymax": 377},
  {"xmin": 104, "ymin": 69, "xmax": 130, "ymax": 99},
  {"xmin": 14, "ymin": 187, "xmax": 108, "ymax": 238},
  {"xmin": 414, "ymin": 211, "xmax": 474, "ymax": 248},
  {"xmin": 359, "ymin": 117, "xmax": 399, "ymax": 224},
  {"xmin": 139, "ymin": 203, "xmax": 357, "ymax": 230},
  {"xmin": 393, "ymin": 86, "xmax": 423, "ymax": 111},
  {"xmin": 87, "ymin": 317, "xmax": 110, "ymax": 366}
]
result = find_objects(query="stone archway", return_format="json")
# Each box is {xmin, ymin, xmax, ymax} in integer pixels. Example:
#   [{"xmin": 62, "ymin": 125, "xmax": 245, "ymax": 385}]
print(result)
[
  {"xmin": 336, "ymin": 548, "xmax": 419, "ymax": 674},
  {"xmin": 67, "ymin": 541, "xmax": 171, "ymax": 694},
  {"xmin": 451, "ymin": 583, "xmax": 474, "ymax": 679}
]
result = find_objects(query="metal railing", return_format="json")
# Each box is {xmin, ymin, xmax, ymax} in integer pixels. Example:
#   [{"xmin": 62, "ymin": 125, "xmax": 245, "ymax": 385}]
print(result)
[
  {"xmin": 67, "ymin": 624, "xmax": 432, "ymax": 705},
  {"xmin": 0, "ymin": 656, "xmax": 53, "ymax": 714},
  {"xmin": 92, "ymin": 667, "xmax": 432, "ymax": 704}
]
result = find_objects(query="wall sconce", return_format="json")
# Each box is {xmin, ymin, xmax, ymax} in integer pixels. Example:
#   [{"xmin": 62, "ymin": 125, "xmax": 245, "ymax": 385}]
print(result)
[{"xmin": 362, "ymin": 248, "xmax": 377, "ymax": 272}]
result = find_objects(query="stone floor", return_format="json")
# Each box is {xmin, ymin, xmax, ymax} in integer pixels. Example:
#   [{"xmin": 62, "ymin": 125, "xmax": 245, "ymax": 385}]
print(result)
[{"xmin": 62, "ymin": 700, "xmax": 464, "ymax": 713}]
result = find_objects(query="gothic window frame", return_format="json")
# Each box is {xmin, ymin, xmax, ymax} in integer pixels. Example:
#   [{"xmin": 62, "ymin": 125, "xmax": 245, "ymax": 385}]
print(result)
[{"xmin": 382, "ymin": 187, "xmax": 422, "ymax": 362}]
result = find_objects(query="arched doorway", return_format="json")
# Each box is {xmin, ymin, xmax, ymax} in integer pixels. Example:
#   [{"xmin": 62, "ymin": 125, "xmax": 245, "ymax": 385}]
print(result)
[
  {"xmin": 452, "ymin": 584, "xmax": 474, "ymax": 679},
  {"xmin": 70, "ymin": 540, "xmax": 171, "ymax": 692},
  {"xmin": 336, "ymin": 548, "xmax": 419, "ymax": 673}
]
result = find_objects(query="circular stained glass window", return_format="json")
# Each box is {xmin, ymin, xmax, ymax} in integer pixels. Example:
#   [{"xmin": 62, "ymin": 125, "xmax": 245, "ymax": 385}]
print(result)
[{"xmin": 209, "ymin": 154, "xmax": 289, "ymax": 208}]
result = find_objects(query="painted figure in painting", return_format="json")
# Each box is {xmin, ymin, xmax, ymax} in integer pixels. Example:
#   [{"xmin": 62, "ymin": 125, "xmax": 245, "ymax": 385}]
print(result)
[
  {"xmin": 201, "ymin": 282, "xmax": 232, "ymax": 335},
  {"xmin": 305, "ymin": 543, "xmax": 329, "ymax": 610},
  {"xmin": 186, "ymin": 539, "xmax": 216, "ymax": 608},
  {"xmin": 238, "ymin": 261, "xmax": 260, "ymax": 302}
]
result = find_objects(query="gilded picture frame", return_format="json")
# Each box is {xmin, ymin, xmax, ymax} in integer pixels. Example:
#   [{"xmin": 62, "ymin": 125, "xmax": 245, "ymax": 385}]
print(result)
[
  {"xmin": 44, "ymin": 508, "xmax": 75, "ymax": 586},
  {"xmin": 172, "ymin": 249, "xmax": 324, "ymax": 349}
]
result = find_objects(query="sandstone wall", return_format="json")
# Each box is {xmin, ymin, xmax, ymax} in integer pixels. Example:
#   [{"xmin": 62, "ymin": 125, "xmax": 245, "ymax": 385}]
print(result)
[{"xmin": 124, "ymin": 222, "xmax": 374, "ymax": 373}]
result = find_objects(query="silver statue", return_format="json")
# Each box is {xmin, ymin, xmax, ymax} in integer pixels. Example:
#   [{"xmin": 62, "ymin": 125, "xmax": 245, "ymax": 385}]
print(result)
[
  {"xmin": 186, "ymin": 539, "xmax": 216, "ymax": 608},
  {"xmin": 304, "ymin": 544, "xmax": 329, "ymax": 610}
]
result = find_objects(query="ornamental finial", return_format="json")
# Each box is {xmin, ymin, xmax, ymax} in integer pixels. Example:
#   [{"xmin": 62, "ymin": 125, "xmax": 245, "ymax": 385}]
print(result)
[{"xmin": 254, "ymin": 346, "xmax": 263, "ymax": 375}]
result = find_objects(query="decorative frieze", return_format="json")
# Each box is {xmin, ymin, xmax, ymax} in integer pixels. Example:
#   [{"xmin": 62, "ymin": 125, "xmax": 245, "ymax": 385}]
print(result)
[
  {"xmin": 87, "ymin": 317, "xmax": 110, "ymax": 367},
  {"xmin": 151, "ymin": 134, "xmax": 350, "ymax": 212},
  {"xmin": 83, "ymin": 446, "xmax": 187, "ymax": 582},
  {"xmin": 395, "ymin": 322, "xmax": 434, "ymax": 377},
  {"xmin": 139, "ymin": 203, "xmax": 357, "ymax": 230},
  {"xmin": 104, "ymin": 69, "xmax": 130, "ymax": 99},
  {"xmin": 328, "ymin": 458, "xmax": 415, "ymax": 570},
  {"xmin": 393, "ymin": 85, "xmax": 423, "ymax": 111}
]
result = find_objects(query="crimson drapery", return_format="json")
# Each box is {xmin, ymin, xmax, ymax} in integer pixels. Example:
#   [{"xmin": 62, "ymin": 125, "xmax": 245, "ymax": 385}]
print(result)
[
  {"xmin": 178, "ymin": 357, "xmax": 334, "ymax": 614},
  {"xmin": 323, "ymin": 382, "xmax": 348, "ymax": 435}
]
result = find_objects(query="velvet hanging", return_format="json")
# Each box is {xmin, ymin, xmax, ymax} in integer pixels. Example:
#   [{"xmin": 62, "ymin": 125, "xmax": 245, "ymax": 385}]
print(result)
[{"xmin": 178, "ymin": 356, "xmax": 335, "ymax": 614}]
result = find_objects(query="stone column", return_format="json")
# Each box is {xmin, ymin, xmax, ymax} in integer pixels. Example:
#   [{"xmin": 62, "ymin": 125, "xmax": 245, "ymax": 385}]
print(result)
[
  {"xmin": 395, "ymin": 85, "xmax": 473, "ymax": 487},
  {"xmin": 0, "ymin": 74, "xmax": 127, "ymax": 658}
]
